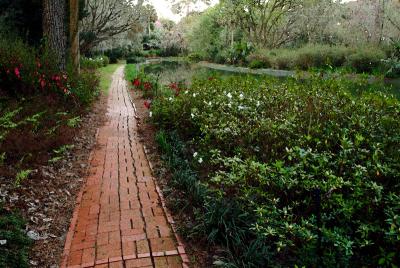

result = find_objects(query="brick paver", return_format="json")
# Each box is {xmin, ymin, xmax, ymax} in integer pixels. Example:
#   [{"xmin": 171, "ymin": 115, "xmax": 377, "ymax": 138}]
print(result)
[{"xmin": 61, "ymin": 67, "xmax": 188, "ymax": 268}]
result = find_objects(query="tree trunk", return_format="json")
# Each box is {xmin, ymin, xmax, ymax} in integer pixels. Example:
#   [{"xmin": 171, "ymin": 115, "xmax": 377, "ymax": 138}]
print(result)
[
  {"xmin": 70, "ymin": 0, "xmax": 80, "ymax": 73},
  {"xmin": 43, "ymin": 0, "xmax": 67, "ymax": 71},
  {"xmin": 374, "ymin": 0, "xmax": 384, "ymax": 44}
]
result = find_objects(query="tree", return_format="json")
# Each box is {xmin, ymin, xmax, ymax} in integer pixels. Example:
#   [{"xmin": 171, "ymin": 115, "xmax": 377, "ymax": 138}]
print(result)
[
  {"xmin": 43, "ymin": 0, "xmax": 67, "ymax": 70},
  {"xmin": 70, "ymin": 0, "xmax": 80, "ymax": 73},
  {"xmin": 80, "ymin": 0, "xmax": 145, "ymax": 54},
  {"xmin": 219, "ymin": 0, "xmax": 303, "ymax": 48}
]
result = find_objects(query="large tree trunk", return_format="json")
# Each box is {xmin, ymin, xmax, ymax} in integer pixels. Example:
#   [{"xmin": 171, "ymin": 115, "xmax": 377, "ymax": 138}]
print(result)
[
  {"xmin": 70, "ymin": 0, "xmax": 80, "ymax": 73},
  {"xmin": 43, "ymin": 0, "xmax": 67, "ymax": 71}
]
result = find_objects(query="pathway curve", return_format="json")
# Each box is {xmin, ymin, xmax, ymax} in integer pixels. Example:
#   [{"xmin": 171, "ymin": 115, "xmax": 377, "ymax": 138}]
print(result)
[{"xmin": 61, "ymin": 66, "xmax": 188, "ymax": 268}]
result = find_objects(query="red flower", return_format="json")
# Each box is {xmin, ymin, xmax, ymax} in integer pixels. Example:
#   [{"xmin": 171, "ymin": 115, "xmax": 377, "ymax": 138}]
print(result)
[
  {"xmin": 208, "ymin": 77, "xmax": 215, "ymax": 81},
  {"xmin": 169, "ymin": 83, "xmax": 178, "ymax": 90},
  {"xmin": 14, "ymin": 67, "xmax": 20, "ymax": 79},
  {"xmin": 144, "ymin": 82, "xmax": 152, "ymax": 90},
  {"xmin": 52, "ymin": 75, "xmax": 61, "ymax": 81},
  {"xmin": 132, "ymin": 78, "xmax": 140, "ymax": 87},
  {"xmin": 144, "ymin": 100, "xmax": 151, "ymax": 109}
]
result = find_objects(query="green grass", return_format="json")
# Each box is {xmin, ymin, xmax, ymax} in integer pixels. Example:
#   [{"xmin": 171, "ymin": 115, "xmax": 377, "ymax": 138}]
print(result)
[
  {"xmin": 125, "ymin": 64, "xmax": 138, "ymax": 82},
  {"xmin": 97, "ymin": 63, "xmax": 122, "ymax": 93}
]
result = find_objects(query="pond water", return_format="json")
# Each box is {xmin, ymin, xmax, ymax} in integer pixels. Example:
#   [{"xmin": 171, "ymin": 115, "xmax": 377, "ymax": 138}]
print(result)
[{"xmin": 140, "ymin": 60, "xmax": 400, "ymax": 99}]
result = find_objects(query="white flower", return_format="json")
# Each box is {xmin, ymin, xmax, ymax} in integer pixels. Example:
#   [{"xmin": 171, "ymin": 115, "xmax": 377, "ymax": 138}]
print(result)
[
  {"xmin": 168, "ymin": 97, "xmax": 173, "ymax": 101},
  {"xmin": 149, "ymin": 112, "xmax": 152, "ymax": 117},
  {"xmin": 227, "ymin": 92, "xmax": 232, "ymax": 98},
  {"xmin": 238, "ymin": 105, "xmax": 244, "ymax": 110},
  {"xmin": 256, "ymin": 101, "xmax": 260, "ymax": 107},
  {"xmin": 191, "ymin": 113, "xmax": 195, "ymax": 118},
  {"xmin": 184, "ymin": 90, "xmax": 188, "ymax": 94},
  {"xmin": 239, "ymin": 93, "xmax": 244, "ymax": 99},
  {"xmin": 193, "ymin": 152, "xmax": 198, "ymax": 158},
  {"xmin": 193, "ymin": 93, "xmax": 197, "ymax": 97},
  {"xmin": 198, "ymin": 157, "xmax": 203, "ymax": 164}
]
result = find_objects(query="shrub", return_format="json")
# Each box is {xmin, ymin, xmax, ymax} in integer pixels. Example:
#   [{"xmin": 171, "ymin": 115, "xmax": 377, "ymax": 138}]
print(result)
[
  {"xmin": 187, "ymin": 53, "xmax": 203, "ymax": 62},
  {"xmin": 345, "ymin": 47, "xmax": 386, "ymax": 73},
  {"xmin": 80, "ymin": 56, "xmax": 109, "ymax": 70},
  {"xmin": 126, "ymin": 57, "xmax": 143, "ymax": 64},
  {"xmin": 248, "ymin": 60, "xmax": 268, "ymax": 69},
  {"xmin": 271, "ymin": 52, "xmax": 293, "ymax": 69},
  {"xmin": 0, "ymin": 206, "xmax": 32, "ymax": 268},
  {"xmin": 246, "ymin": 51, "xmax": 272, "ymax": 68},
  {"xmin": 0, "ymin": 37, "xmax": 72, "ymax": 100},
  {"xmin": 151, "ymin": 74, "xmax": 400, "ymax": 267},
  {"xmin": 67, "ymin": 70, "xmax": 100, "ymax": 105}
]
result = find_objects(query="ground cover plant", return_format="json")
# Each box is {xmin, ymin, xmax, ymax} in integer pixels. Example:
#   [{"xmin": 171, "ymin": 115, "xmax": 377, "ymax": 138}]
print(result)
[
  {"xmin": 142, "ymin": 72, "xmax": 400, "ymax": 267},
  {"xmin": 0, "ymin": 36, "xmax": 100, "ymax": 267}
]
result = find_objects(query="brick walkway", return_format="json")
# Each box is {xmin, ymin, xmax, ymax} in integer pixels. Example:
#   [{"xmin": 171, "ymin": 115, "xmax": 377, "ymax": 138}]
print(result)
[{"xmin": 61, "ymin": 67, "xmax": 188, "ymax": 268}]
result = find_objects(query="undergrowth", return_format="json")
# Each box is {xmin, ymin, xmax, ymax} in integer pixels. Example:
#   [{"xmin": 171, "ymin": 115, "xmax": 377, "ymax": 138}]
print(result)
[{"xmin": 0, "ymin": 205, "xmax": 32, "ymax": 268}]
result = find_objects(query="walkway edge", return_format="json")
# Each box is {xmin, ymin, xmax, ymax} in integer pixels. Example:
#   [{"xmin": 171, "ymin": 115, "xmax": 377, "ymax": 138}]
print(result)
[
  {"xmin": 125, "ymin": 72, "xmax": 190, "ymax": 267},
  {"xmin": 60, "ymin": 128, "xmax": 100, "ymax": 268}
]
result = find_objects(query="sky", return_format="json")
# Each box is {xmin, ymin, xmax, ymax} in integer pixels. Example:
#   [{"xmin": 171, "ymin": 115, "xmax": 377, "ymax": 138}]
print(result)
[{"xmin": 148, "ymin": 0, "xmax": 218, "ymax": 22}]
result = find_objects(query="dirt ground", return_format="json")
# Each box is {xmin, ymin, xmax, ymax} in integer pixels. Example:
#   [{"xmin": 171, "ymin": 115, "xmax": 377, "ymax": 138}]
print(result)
[{"xmin": 0, "ymin": 93, "xmax": 108, "ymax": 267}]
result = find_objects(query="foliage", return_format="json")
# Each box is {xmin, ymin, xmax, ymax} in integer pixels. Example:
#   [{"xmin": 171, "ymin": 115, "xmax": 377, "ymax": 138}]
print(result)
[
  {"xmin": 0, "ymin": 206, "xmax": 32, "ymax": 268},
  {"xmin": 245, "ymin": 45, "xmax": 389, "ymax": 74},
  {"xmin": 80, "ymin": 56, "xmax": 109, "ymax": 70},
  {"xmin": 14, "ymin": 169, "xmax": 32, "ymax": 187},
  {"xmin": 126, "ymin": 57, "xmax": 144, "ymax": 64},
  {"xmin": 151, "ymin": 74, "xmax": 400, "ymax": 267},
  {"xmin": 129, "ymin": 70, "xmax": 160, "ymax": 99},
  {"xmin": 345, "ymin": 48, "xmax": 387, "ymax": 73}
]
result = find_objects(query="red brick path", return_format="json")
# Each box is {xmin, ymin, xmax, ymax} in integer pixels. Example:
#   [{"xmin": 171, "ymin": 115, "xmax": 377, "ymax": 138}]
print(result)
[{"xmin": 61, "ymin": 67, "xmax": 188, "ymax": 268}]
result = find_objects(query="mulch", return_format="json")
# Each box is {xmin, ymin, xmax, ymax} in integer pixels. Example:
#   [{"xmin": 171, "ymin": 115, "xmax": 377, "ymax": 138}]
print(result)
[{"xmin": 0, "ymin": 93, "xmax": 108, "ymax": 267}]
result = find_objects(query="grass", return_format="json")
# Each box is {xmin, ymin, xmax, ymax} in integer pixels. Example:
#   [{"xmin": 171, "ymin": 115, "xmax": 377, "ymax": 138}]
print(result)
[
  {"xmin": 124, "ymin": 64, "xmax": 138, "ymax": 82},
  {"xmin": 97, "ymin": 63, "xmax": 122, "ymax": 93}
]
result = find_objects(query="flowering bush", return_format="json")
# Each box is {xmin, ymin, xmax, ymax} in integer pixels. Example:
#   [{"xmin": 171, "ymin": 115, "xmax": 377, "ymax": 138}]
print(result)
[
  {"xmin": 80, "ymin": 56, "xmax": 109, "ymax": 69},
  {"xmin": 0, "ymin": 37, "xmax": 99, "ymax": 105},
  {"xmin": 130, "ymin": 71, "xmax": 159, "ymax": 99},
  {"xmin": 152, "ymin": 75, "xmax": 400, "ymax": 266},
  {"xmin": 0, "ymin": 38, "xmax": 70, "ymax": 98}
]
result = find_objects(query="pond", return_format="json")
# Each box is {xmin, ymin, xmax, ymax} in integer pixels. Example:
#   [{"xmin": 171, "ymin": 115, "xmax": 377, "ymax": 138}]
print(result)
[{"xmin": 140, "ymin": 59, "xmax": 400, "ymax": 99}]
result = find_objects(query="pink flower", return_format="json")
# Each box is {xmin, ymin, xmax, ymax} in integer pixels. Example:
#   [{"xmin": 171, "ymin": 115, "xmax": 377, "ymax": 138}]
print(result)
[
  {"xmin": 14, "ymin": 67, "xmax": 20, "ymax": 79},
  {"xmin": 40, "ymin": 79, "xmax": 46, "ymax": 88}
]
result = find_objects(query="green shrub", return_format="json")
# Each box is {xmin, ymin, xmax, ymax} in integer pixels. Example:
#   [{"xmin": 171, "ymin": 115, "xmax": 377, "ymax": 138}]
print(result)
[
  {"xmin": 126, "ymin": 57, "xmax": 143, "ymax": 64},
  {"xmin": 345, "ymin": 47, "xmax": 386, "ymax": 73},
  {"xmin": 0, "ymin": 206, "xmax": 32, "ymax": 268},
  {"xmin": 271, "ymin": 52, "xmax": 293, "ymax": 70},
  {"xmin": 80, "ymin": 56, "xmax": 109, "ymax": 69},
  {"xmin": 248, "ymin": 60, "xmax": 268, "ymax": 69},
  {"xmin": 187, "ymin": 53, "xmax": 203, "ymax": 62},
  {"xmin": 68, "ymin": 70, "xmax": 100, "ymax": 105},
  {"xmin": 246, "ymin": 51, "xmax": 272, "ymax": 68},
  {"xmin": 152, "ymin": 74, "xmax": 400, "ymax": 267}
]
